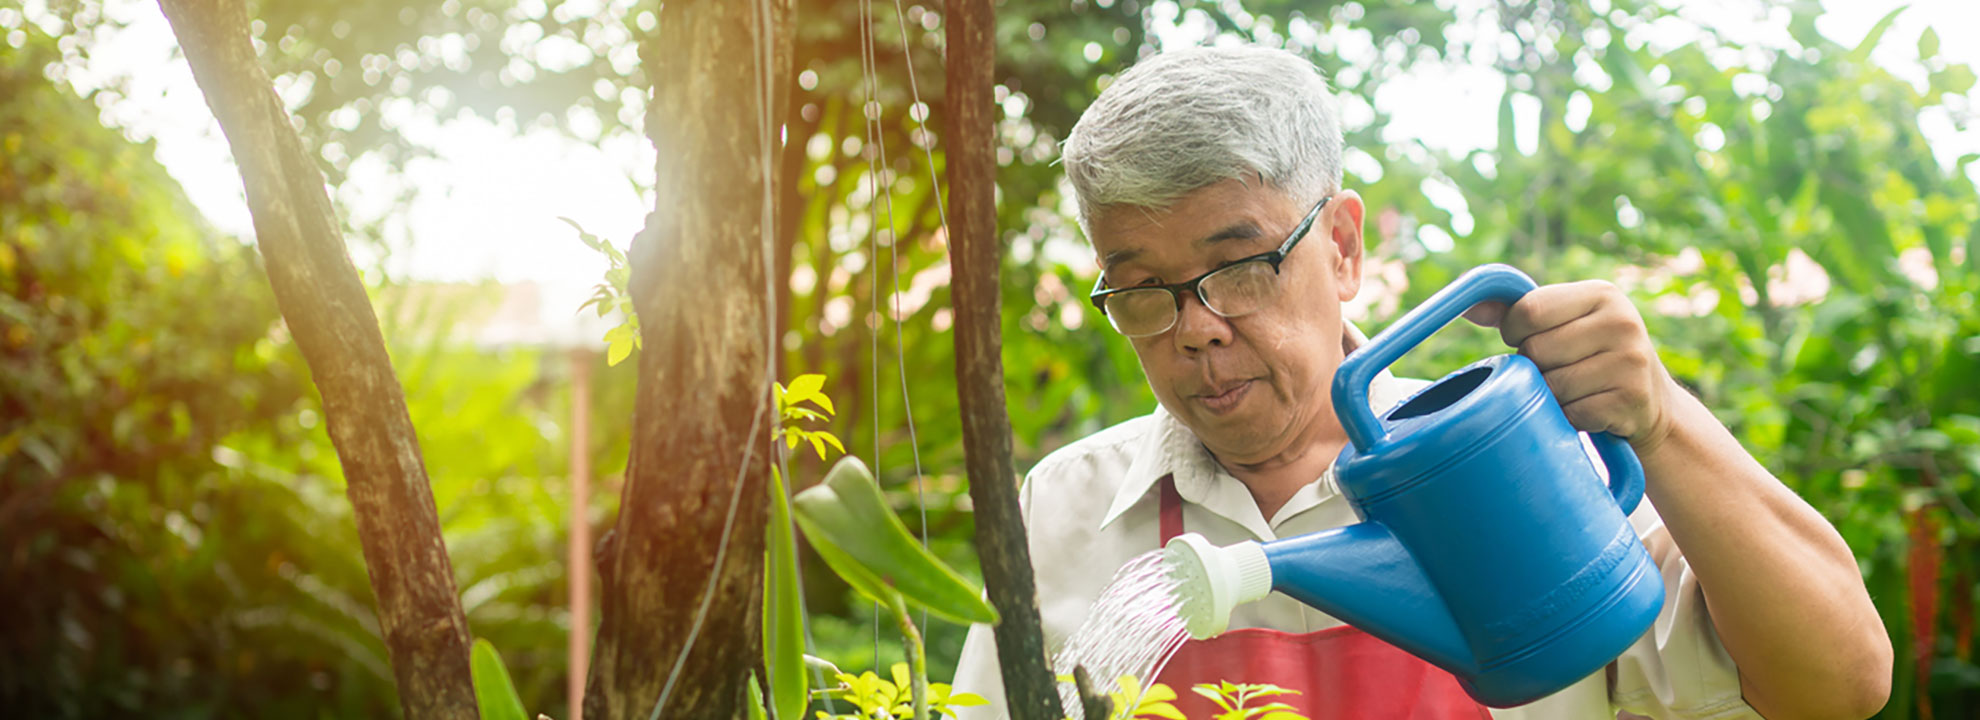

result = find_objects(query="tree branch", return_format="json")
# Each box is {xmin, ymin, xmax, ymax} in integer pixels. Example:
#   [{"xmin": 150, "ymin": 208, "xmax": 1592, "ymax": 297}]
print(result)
[
  {"xmin": 154, "ymin": 0, "xmax": 476, "ymax": 717},
  {"xmin": 945, "ymin": 1, "xmax": 1060, "ymax": 717},
  {"xmin": 582, "ymin": 1, "xmax": 793, "ymax": 718}
]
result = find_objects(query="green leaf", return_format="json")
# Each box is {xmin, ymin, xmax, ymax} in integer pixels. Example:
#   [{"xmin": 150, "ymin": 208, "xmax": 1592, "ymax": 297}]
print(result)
[
  {"xmin": 792, "ymin": 457, "xmax": 999, "ymax": 625},
  {"xmin": 559, "ymin": 216, "xmax": 604, "ymax": 251},
  {"xmin": 1918, "ymin": 27, "xmax": 1939, "ymax": 59},
  {"xmin": 748, "ymin": 671, "xmax": 770, "ymax": 720},
  {"xmin": 1847, "ymin": 6, "xmax": 1905, "ymax": 65},
  {"xmin": 816, "ymin": 431, "xmax": 845, "ymax": 456},
  {"xmin": 1931, "ymin": 64, "xmax": 1976, "ymax": 97},
  {"xmin": 765, "ymin": 466, "xmax": 809, "ymax": 720},
  {"xmin": 809, "ymin": 434, "xmax": 828, "ymax": 461},
  {"xmin": 470, "ymin": 639, "xmax": 528, "ymax": 720},
  {"xmin": 607, "ymin": 335, "xmax": 633, "ymax": 366}
]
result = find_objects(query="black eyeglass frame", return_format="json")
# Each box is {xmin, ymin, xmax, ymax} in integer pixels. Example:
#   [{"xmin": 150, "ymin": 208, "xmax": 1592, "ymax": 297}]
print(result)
[{"xmin": 1087, "ymin": 194, "xmax": 1332, "ymax": 335}]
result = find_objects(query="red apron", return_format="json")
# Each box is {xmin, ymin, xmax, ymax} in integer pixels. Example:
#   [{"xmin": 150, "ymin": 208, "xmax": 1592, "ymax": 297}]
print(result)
[{"xmin": 1150, "ymin": 475, "xmax": 1491, "ymax": 720}]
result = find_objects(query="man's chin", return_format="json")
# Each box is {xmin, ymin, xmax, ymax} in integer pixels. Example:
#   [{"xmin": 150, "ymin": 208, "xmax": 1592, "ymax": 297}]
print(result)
[{"xmin": 1177, "ymin": 411, "xmax": 1276, "ymax": 461}]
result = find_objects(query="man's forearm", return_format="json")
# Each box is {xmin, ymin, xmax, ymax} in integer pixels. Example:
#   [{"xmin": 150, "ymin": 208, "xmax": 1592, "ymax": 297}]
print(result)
[{"xmin": 1636, "ymin": 383, "xmax": 1892, "ymax": 719}]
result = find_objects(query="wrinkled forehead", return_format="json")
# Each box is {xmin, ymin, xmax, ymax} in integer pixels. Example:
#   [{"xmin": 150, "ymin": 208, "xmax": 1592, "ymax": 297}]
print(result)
[{"xmin": 1087, "ymin": 178, "xmax": 1297, "ymax": 272}]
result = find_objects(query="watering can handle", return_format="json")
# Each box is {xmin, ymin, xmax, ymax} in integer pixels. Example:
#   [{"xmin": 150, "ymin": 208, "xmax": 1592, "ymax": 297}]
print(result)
[
  {"xmin": 1590, "ymin": 432, "xmax": 1646, "ymax": 515},
  {"xmin": 1334, "ymin": 263, "xmax": 1537, "ymax": 450},
  {"xmin": 1332, "ymin": 263, "xmax": 1646, "ymax": 515}
]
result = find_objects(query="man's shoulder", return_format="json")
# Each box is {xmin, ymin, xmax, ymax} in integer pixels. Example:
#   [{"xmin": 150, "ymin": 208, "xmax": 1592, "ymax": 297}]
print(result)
[{"xmin": 1023, "ymin": 412, "xmax": 1158, "ymax": 492}]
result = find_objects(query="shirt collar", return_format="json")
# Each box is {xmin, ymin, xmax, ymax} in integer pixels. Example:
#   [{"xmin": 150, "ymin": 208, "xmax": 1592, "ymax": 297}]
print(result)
[{"xmin": 1097, "ymin": 321, "xmax": 1408, "ymax": 532}]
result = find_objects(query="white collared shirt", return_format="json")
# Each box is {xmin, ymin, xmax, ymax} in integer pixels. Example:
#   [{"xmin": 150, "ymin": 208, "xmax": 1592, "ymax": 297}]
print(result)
[{"xmin": 950, "ymin": 368, "xmax": 1757, "ymax": 720}]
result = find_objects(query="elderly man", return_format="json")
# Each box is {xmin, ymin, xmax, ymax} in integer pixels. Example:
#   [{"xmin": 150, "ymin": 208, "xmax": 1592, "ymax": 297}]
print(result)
[{"xmin": 951, "ymin": 47, "xmax": 1891, "ymax": 720}]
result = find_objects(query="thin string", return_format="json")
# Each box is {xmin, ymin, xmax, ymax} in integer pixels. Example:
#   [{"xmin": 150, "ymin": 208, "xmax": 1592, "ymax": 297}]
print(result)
[
  {"xmin": 857, "ymin": 0, "xmax": 885, "ymax": 669},
  {"xmin": 648, "ymin": 0, "xmax": 780, "ymax": 714},
  {"xmin": 874, "ymin": 0, "xmax": 933, "ymax": 633}
]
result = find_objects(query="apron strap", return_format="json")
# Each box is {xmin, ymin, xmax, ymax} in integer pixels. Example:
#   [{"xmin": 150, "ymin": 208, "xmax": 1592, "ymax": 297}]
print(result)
[{"xmin": 1158, "ymin": 473, "xmax": 1183, "ymax": 544}]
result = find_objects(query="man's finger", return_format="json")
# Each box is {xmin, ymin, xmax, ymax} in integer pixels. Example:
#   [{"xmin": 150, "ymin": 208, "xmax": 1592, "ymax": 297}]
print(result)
[
  {"xmin": 1498, "ymin": 281, "xmax": 1613, "ymax": 347},
  {"xmin": 1516, "ymin": 308, "xmax": 1636, "ymax": 371},
  {"xmin": 1463, "ymin": 301, "xmax": 1508, "ymax": 328}
]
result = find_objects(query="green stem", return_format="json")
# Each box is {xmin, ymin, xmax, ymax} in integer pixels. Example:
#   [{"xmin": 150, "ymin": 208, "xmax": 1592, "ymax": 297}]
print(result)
[{"xmin": 888, "ymin": 593, "xmax": 929, "ymax": 720}]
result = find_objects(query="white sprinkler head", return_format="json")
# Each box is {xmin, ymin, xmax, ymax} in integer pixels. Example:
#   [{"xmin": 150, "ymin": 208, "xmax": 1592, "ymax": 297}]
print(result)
[{"xmin": 1163, "ymin": 533, "xmax": 1274, "ymax": 640}]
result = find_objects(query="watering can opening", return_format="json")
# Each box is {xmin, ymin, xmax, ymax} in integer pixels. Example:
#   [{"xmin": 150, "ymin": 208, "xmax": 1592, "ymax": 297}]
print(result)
[{"xmin": 1386, "ymin": 365, "xmax": 1494, "ymax": 422}]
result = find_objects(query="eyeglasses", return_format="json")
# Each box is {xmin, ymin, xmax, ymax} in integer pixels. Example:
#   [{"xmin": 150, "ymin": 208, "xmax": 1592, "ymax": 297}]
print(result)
[{"xmin": 1089, "ymin": 194, "xmax": 1330, "ymax": 337}]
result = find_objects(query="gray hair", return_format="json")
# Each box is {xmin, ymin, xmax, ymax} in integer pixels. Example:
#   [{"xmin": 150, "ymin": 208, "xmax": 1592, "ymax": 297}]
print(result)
[{"xmin": 1061, "ymin": 46, "xmax": 1345, "ymax": 230}]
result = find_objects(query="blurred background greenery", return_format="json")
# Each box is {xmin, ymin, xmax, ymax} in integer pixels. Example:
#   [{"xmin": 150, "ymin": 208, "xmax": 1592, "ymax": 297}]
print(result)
[{"xmin": 1, "ymin": 0, "xmax": 1975, "ymax": 717}]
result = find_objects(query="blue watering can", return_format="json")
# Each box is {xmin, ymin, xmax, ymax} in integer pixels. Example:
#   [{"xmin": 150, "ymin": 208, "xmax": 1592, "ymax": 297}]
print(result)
[{"xmin": 1164, "ymin": 264, "xmax": 1664, "ymax": 708}]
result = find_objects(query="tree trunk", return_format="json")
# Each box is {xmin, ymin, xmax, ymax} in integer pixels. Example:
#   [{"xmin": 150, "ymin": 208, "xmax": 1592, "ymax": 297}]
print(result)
[
  {"xmin": 154, "ymin": 1, "xmax": 477, "ymax": 718},
  {"xmin": 944, "ymin": 2, "xmax": 1060, "ymax": 718},
  {"xmin": 582, "ymin": 1, "xmax": 792, "ymax": 718}
]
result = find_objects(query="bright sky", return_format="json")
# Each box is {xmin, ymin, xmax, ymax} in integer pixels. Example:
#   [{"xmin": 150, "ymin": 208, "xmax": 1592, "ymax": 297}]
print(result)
[{"xmin": 22, "ymin": 0, "xmax": 1979, "ymax": 335}]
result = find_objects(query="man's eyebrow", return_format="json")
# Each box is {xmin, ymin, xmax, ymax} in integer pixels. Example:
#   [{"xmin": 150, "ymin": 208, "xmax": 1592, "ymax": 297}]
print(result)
[
  {"xmin": 1100, "ymin": 246, "xmax": 1141, "ymax": 269},
  {"xmin": 1197, "ymin": 222, "xmax": 1262, "ymax": 249},
  {"xmin": 1099, "ymin": 222, "xmax": 1263, "ymax": 272}
]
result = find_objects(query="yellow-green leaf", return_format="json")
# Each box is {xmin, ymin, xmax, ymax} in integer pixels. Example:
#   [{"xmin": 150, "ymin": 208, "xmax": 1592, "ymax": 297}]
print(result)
[
  {"xmin": 786, "ymin": 373, "xmax": 826, "ymax": 405},
  {"xmin": 943, "ymin": 692, "xmax": 988, "ymax": 707},
  {"xmin": 765, "ymin": 466, "xmax": 808, "ymax": 720}
]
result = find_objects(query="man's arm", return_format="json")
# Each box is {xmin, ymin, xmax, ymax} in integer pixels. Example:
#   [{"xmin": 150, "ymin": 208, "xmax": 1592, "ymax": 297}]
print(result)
[
  {"xmin": 1636, "ymin": 385, "xmax": 1891, "ymax": 719},
  {"xmin": 1470, "ymin": 280, "xmax": 1893, "ymax": 719}
]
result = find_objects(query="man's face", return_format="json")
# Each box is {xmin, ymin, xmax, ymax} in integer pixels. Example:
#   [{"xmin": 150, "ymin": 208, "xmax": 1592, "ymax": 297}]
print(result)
[{"xmin": 1089, "ymin": 178, "xmax": 1366, "ymax": 465}]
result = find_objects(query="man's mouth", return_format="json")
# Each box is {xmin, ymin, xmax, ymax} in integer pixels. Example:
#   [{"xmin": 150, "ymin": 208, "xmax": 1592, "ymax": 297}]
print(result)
[{"xmin": 1195, "ymin": 380, "xmax": 1253, "ymax": 415}]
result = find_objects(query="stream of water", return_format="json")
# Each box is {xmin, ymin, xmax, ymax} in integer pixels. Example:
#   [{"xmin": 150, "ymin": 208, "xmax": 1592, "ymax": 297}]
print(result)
[{"xmin": 1047, "ymin": 550, "xmax": 1192, "ymax": 720}]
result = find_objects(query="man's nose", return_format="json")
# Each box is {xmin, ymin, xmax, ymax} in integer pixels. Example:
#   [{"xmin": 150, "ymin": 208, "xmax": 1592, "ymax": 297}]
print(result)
[{"xmin": 1173, "ymin": 290, "xmax": 1233, "ymax": 352}]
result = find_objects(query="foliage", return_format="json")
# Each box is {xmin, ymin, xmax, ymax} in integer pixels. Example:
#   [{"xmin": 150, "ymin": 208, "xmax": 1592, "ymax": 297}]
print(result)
[
  {"xmin": 768, "ymin": 373, "xmax": 845, "ymax": 720},
  {"xmin": 794, "ymin": 455, "xmax": 996, "ymax": 720},
  {"xmin": 565, "ymin": 217, "xmax": 640, "ymax": 366},
  {"xmin": 1055, "ymin": 674, "xmax": 1305, "ymax": 720},
  {"xmin": 0, "ymin": 20, "xmax": 353, "ymax": 716},
  {"xmin": 1099, "ymin": 674, "xmax": 1183, "ymax": 720},
  {"xmin": 10, "ymin": 0, "xmax": 1980, "ymax": 717},
  {"xmin": 1188, "ymin": 681, "xmax": 1305, "ymax": 720},
  {"xmin": 779, "ymin": 373, "xmax": 848, "ymax": 459},
  {"xmin": 811, "ymin": 662, "xmax": 987, "ymax": 720},
  {"xmin": 470, "ymin": 638, "xmax": 529, "ymax": 720},
  {"xmin": 794, "ymin": 456, "xmax": 997, "ymax": 628}
]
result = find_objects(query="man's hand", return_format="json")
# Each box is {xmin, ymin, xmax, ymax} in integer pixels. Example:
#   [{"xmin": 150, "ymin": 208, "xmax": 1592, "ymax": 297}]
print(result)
[
  {"xmin": 1471, "ymin": 278, "xmax": 1892, "ymax": 719},
  {"xmin": 1465, "ymin": 280, "xmax": 1683, "ymax": 456}
]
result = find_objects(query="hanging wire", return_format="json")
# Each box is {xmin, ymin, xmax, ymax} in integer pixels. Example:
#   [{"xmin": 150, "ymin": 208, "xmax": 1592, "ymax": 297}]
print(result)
[
  {"xmin": 648, "ymin": 0, "xmax": 781, "ymax": 714},
  {"xmin": 857, "ymin": 0, "xmax": 886, "ymax": 670},
  {"xmin": 886, "ymin": 0, "xmax": 943, "ymax": 633}
]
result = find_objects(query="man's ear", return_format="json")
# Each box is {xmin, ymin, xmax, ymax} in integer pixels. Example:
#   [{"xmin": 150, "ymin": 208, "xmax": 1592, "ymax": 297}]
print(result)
[{"xmin": 1326, "ymin": 189, "xmax": 1367, "ymax": 302}]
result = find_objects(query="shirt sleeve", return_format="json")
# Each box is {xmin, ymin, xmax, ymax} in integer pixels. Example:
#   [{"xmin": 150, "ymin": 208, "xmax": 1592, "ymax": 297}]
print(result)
[
  {"xmin": 951, "ymin": 622, "xmax": 1010, "ymax": 720},
  {"xmin": 1608, "ymin": 497, "xmax": 1760, "ymax": 720}
]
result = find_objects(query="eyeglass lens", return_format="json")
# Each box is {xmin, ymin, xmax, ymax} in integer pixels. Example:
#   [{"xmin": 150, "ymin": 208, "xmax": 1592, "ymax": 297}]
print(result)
[{"xmin": 1105, "ymin": 260, "xmax": 1282, "ymax": 337}]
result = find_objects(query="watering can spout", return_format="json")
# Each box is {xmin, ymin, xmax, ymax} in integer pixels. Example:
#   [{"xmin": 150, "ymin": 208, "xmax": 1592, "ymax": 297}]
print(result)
[
  {"xmin": 1165, "ymin": 528, "xmax": 1474, "ymax": 674},
  {"xmin": 1261, "ymin": 524, "xmax": 1474, "ymax": 672}
]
